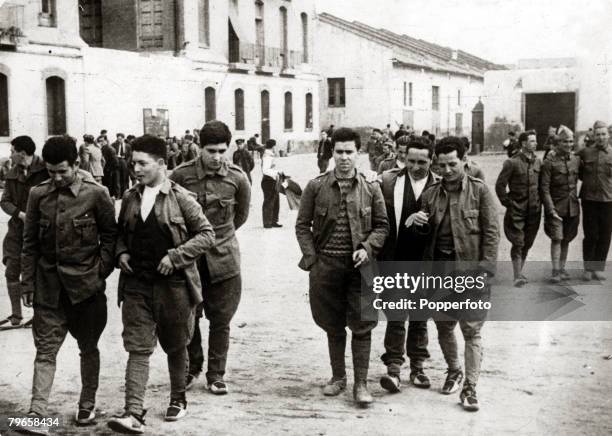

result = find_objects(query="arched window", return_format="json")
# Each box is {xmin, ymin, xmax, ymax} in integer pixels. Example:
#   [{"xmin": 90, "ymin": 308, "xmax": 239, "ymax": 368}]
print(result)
[
  {"xmin": 284, "ymin": 91, "xmax": 293, "ymax": 130},
  {"xmin": 234, "ymin": 89, "xmax": 245, "ymax": 131},
  {"xmin": 46, "ymin": 76, "xmax": 66, "ymax": 135},
  {"xmin": 301, "ymin": 13, "xmax": 309, "ymax": 63},
  {"xmin": 305, "ymin": 92, "xmax": 313, "ymax": 131},
  {"xmin": 0, "ymin": 73, "xmax": 8, "ymax": 136},
  {"xmin": 199, "ymin": 0, "xmax": 210, "ymax": 46},
  {"xmin": 205, "ymin": 86, "xmax": 216, "ymax": 122}
]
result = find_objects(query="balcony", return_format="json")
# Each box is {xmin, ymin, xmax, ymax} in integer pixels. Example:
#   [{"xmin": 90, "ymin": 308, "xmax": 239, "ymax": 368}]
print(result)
[
  {"xmin": 0, "ymin": 5, "xmax": 25, "ymax": 48},
  {"xmin": 228, "ymin": 41, "xmax": 303, "ymax": 74}
]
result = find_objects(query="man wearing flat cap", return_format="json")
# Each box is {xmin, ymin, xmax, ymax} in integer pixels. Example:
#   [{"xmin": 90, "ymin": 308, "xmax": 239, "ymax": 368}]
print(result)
[
  {"xmin": 576, "ymin": 121, "xmax": 612, "ymax": 281},
  {"xmin": 540, "ymin": 126, "xmax": 580, "ymax": 283}
]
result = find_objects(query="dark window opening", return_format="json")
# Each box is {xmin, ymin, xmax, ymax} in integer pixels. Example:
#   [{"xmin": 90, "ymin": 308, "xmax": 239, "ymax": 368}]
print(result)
[
  {"xmin": 235, "ymin": 89, "xmax": 245, "ymax": 131},
  {"xmin": 0, "ymin": 73, "xmax": 9, "ymax": 136},
  {"xmin": 305, "ymin": 92, "xmax": 313, "ymax": 130},
  {"xmin": 205, "ymin": 86, "xmax": 216, "ymax": 122},
  {"xmin": 328, "ymin": 78, "xmax": 345, "ymax": 107},
  {"xmin": 284, "ymin": 91, "xmax": 293, "ymax": 130},
  {"xmin": 46, "ymin": 76, "xmax": 66, "ymax": 135}
]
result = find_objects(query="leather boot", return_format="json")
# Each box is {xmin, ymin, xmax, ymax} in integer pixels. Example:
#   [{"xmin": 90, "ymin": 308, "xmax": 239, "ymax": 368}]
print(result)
[
  {"xmin": 352, "ymin": 337, "xmax": 373, "ymax": 406},
  {"xmin": 7, "ymin": 280, "xmax": 23, "ymax": 323},
  {"xmin": 327, "ymin": 333, "xmax": 347, "ymax": 380}
]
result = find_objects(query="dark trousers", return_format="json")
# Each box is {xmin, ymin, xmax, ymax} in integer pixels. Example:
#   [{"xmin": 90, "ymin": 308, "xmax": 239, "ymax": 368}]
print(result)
[
  {"xmin": 309, "ymin": 254, "xmax": 377, "ymax": 380},
  {"xmin": 121, "ymin": 277, "xmax": 195, "ymax": 413},
  {"xmin": 504, "ymin": 210, "xmax": 541, "ymax": 260},
  {"xmin": 117, "ymin": 158, "xmax": 129, "ymax": 197},
  {"xmin": 582, "ymin": 200, "xmax": 612, "ymax": 271},
  {"xmin": 261, "ymin": 176, "xmax": 280, "ymax": 226},
  {"xmin": 30, "ymin": 291, "xmax": 107, "ymax": 415},
  {"xmin": 381, "ymin": 320, "xmax": 429, "ymax": 374},
  {"xmin": 187, "ymin": 275, "xmax": 242, "ymax": 384},
  {"xmin": 317, "ymin": 158, "xmax": 330, "ymax": 173},
  {"xmin": 4, "ymin": 256, "xmax": 23, "ymax": 320}
]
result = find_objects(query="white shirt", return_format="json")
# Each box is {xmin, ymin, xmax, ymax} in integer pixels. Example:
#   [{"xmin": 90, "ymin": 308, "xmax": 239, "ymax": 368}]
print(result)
[
  {"xmin": 141, "ymin": 183, "xmax": 163, "ymax": 220},
  {"xmin": 261, "ymin": 149, "xmax": 278, "ymax": 178},
  {"xmin": 393, "ymin": 172, "xmax": 406, "ymax": 236},
  {"xmin": 409, "ymin": 174, "xmax": 428, "ymax": 202}
]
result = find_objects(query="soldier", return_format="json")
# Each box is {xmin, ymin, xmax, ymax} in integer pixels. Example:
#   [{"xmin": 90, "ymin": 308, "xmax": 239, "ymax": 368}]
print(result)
[
  {"xmin": 367, "ymin": 129, "xmax": 384, "ymax": 171},
  {"xmin": 108, "ymin": 135, "xmax": 215, "ymax": 433},
  {"xmin": 495, "ymin": 131, "xmax": 542, "ymax": 287},
  {"xmin": 577, "ymin": 121, "xmax": 612, "ymax": 281},
  {"xmin": 18, "ymin": 136, "xmax": 117, "ymax": 431},
  {"xmin": 296, "ymin": 127, "xmax": 389, "ymax": 407},
  {"xmin": 540, "ymin": 126, "xmax": 580, "ymax": 283},
  {"xmin": 170, "ymin": 121, "xmax": 251, "ymax": 395},
  {"xmin": 316, "ymin": 130, "xmax": 333, "ymax": 174},
  {"xmin": 375, "ymin": 139, "xmax": 396, "ymax": 174},
  {"xmin": 406, "ymin": 137, "xmax": 499, "ymax": 411},
  {"xmin": 378, "ymin": 135, "xmax": 439, "ymax": 393},
  {"xmin": 378, "ymin": 135, "xmax": 409, "ymax": 174},
  {"xmin": 232, "ymin": 138, "xmax": 255, "ymax": 184},
  {"xmin": 0, "ymin": 136, "xmax": 48, "ymax": 328}
]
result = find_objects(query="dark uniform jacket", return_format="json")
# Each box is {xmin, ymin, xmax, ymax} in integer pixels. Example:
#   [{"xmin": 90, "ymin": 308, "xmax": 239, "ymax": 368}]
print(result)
[
  {"xmin": 419, "ymin": 175, "xmax": 499, "ymax": 274},
  {"xmin": 117, "ymin": 178, "xmax": 216, "ymax": 305},
  {"xmin": 21, "ymin": 170, "xmax": 117, "ymax": 309},
  {"xmin": 377, "ymin": 157, "xmax": 398, "ymax": 174},
  {"xmin": 232, "ymin": 149, "xmax": 255, "ymax": 176},
  {"xmin": 295, "ymin": 170, "xmax": 389, "ymax": 271},
  {"xmin": 317, "ymin": 139, "xmax": 333, "ymax": 160},
  {"xmin": 1, "ymin": 155, "xmax": 49, "ymax": 262},
  {"xmin": 540, "ymin": 152, "xmax": 580, "ymax": 217},
  {"xmin": 577, "ymin": 144, "xmax": 612, "ymax": 202},
  {"xmin": 379, "ymin": 169, "xmax": 439, "ymax": 261},
  {"xmin": 374, "ymin": 153, "xmax": 395, "ymax": 174},
  {"xmin": 495, "ymin": 151, "xmax": 542, "ymax": 215},
  {"xmin": 170, "ymin": 158, "xmax": 251, "ymax": 284}
]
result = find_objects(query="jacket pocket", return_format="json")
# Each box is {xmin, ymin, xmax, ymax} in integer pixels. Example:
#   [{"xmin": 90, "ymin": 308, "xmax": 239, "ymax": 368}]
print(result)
[
  {"xmin": 73, "ymin": 216, "xmax": 98, "ymax": 246},
  {"xmin": 314, "ymin": 205, "xmax": 327, "ymax": 229},
  {"xmin": 170, "ymin": 216, "xmax": 188, "ymax": 239},
  {"xmin": 463, "ymin": 209, "xmax": 480, "ymax": 233},
  {"xmin": 360, "ymin": 206, "xmax": 372, "ymax": 232},
  {"xmin": 38, "ymin": 218, "xmax": 51, "ymax": 240}
]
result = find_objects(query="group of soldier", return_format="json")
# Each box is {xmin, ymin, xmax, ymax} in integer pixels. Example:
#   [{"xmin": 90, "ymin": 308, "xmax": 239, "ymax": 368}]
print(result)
[{"xmin": 0, "ymin": 116, "xmax": 610, "ymax": 433}]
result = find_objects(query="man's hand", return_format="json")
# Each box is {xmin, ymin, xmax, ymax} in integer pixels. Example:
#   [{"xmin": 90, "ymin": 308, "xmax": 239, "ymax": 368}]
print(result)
[
  {"xmin": 405, "ymin": 211, "xmax": 429, "ymax": 228},
  {"xmin": 353, "ymin": 248, "xmax": 369, "ymax": 268},
  {"xmin": 551, "ymin": 212, "xmax": 563, "ymax": 221},
  {"xmin": 157, "ymin": 255, "xmax": 175, "ymax": 276},
  {"xmin": 22, "ymin": 291, "xmax": 33, "ymax": 307},
  {"xmin": 18, "ymin": 212, "xmax": 26, "ymax": 222},
  {"xmin": 118, "ymin": 253, "xmax": 134, "ymax": 274}
]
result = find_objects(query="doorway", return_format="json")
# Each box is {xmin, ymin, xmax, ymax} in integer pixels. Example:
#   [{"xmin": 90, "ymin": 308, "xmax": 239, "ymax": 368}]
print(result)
[{"xmin": 524, "ymin": 92, "xmax": 576, "ymax": 149}]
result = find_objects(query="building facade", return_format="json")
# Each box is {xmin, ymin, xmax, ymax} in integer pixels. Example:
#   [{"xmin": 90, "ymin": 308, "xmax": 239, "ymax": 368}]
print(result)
[
  {"xmin": 483, "ymin": 57, "xmax": 612, "ymax": 150},
  {"xmin": 314, "ymin": 13, "xmax": 503, "ymax": 141},
  {"xmin": 0, "ymin": 0, "xmax": 320, "ymax": 154}
]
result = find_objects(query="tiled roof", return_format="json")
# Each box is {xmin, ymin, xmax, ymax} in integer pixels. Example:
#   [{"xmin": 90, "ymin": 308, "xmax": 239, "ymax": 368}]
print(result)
[{"xmin": 318, "ymin": 12, "xmax": 505, "ymax": 78}]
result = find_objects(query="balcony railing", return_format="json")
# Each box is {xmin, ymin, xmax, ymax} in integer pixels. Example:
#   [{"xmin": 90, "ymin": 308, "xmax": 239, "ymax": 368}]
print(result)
[
  {"xmin": 0, "ymin": 5, "xmax": 25, "ymax": 46},
  {"xmin": 229, "ymin": 41, "xmax": 303, "ymax": 70}
]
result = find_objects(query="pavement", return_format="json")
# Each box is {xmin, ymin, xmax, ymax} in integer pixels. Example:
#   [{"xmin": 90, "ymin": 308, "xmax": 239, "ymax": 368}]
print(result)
[{"xmin": 0, "ymin": 152, "xmax": 610, "ymax": 435}]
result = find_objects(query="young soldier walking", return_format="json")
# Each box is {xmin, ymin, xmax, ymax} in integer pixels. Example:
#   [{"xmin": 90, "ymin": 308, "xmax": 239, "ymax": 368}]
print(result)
[
  {"xmin": 0, "ymin": 136, "xmax": 48, "ymax": 328},
  {"xmin": 108, "ymin": 135, "xmax": 215, "ymax": 433},
  {"xmin": 170, "ymin": 121, "xmax": 251, "ymax": 395},
  {"xmin": 540, "ymin": 126, "xmax": 580, "ymax": 282},
  {"xmin": 407, "ymin": 137, "xmax": 499, "ymax": 411},
  {"xmin": 577, "ymin": 120, "xmax": 612, "ymax": 281},
  {"xmin": 378, "ymin": 136, "xmax": 439, "ymax": 392},
  {"xmin": 296, "ymin": 127, "xmax": 389, "ymax": 407},
  {"xmin": 19, "ymin": 136, "xmax": 117, "ymax": 432},
  {"xmin": 495, "ymin": 131, "xmax": 542, "ymax": 287}
]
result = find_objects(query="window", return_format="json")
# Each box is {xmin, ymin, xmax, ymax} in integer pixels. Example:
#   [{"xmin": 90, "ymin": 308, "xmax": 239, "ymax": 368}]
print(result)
[
  {"xmin": 205, "ymin": 86, "xmax": 216, "ymax": 122},
  {"xmin": 234, "ymin": 89, "xmax": 245, "ymax": 131},
  {"xmin": 255, "ymin": 1, "xmax": 265, "ymax": 66},
  {"xmin": 79, "ymin": 0, "xmax": 103, "ymax": 47},
  {"xmin": 284, "ymin": 91, "xmax": 293, "ymax": 130},
  {"xmin": 455, "ymin": 113, "xmax": 463, "ymax": 135},
  {"xmin": 432, "ymin": 86, "xmax": 439, "ymax": 111},
  {"xmin": 0, "ymin": 73, "xmax": 8, "ymax": 136},
  {"xmin": 199, "ymin": 0, "xmax": 210, "ymax": 47},
  {"xmin": 328, "ymin": 78, "xmax": 345, "ymax": 108},
  {"xmin": 409, "ymin": 82, "xmax": 413, "ymax": 106},
  {"xmin": 403, "ymin": 82, "xmax": 407, "ymax": 106},
  {"xmin": 40, "ymin": 0, "xmax": 56, "ymax": 26},
  {"xmin": 46, "ymin": 76, "xmax": 66, "ymax": 135},
  {"xmin": 301, "ymin": 13, "xmax": 309, "ymax": 63},
  {"xmin": 457, "ymin": 89, "xmax": 461, "ymax": 106},
  {"xmin": 305, "ymin": 92, "xmax": 313, "ymax": 130},
  {"xmin": 139, "ymin": 0, "xmax": 164, "ymax": 49},
  {"xmin": 279, "ymin": 7, "xmax": 288, "ymax": 68}
]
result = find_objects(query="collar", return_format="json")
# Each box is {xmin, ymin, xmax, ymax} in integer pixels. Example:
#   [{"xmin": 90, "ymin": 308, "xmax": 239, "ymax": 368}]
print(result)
[
  {"xmin": 518, "ymin": 150, "xmax": 536, "ymax": 163},
  {"xmin": 135, "ymin": 177, "xmax": 172, "ymax": 196},
  {"xmin": 441, "ymin": 173, "xmax": 466, "ymax": 193},
  {"xmin": 324, "ymin": 168, "xmax": 357, "ymax": 188},
  {"xmin": 47, "ymin": 170, "xmax": 86, "ymax": 196},
  {"xmin": 195, "ymin": 156, "xmax": 229, "ymax": 179},
  {"xmin": 596, "ymin": 144, "xmax": 611, "ymax": 153}
]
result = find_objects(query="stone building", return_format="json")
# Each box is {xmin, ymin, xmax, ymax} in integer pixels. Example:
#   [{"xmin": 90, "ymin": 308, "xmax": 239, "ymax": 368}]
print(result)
[
  {"xmin": 314, "ymin": 13, "xmax": 504, "ymax": 142},
  {"xmin": 0, "ymin": 0, "xmax": 320, "ymax": 154},
  {"xmin": 483, "ymin": 57, "xmax": 612, "ymax": 150}
]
